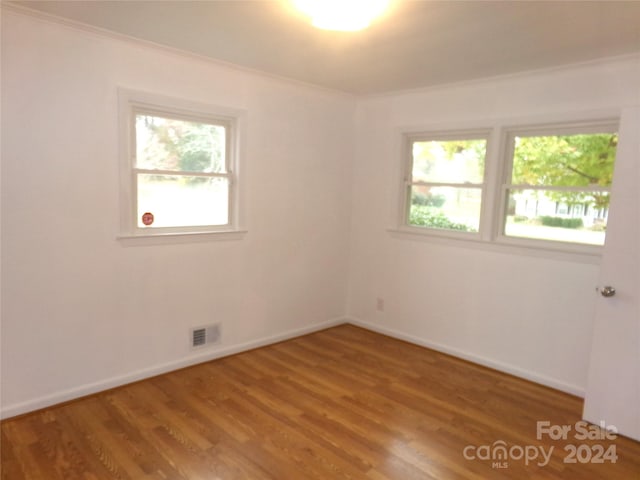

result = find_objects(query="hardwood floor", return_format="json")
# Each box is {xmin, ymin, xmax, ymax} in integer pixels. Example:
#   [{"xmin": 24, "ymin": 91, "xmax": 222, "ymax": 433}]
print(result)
[{"xmin": 2, "ymin": 324, "xmax": 639, "ymax": 479}]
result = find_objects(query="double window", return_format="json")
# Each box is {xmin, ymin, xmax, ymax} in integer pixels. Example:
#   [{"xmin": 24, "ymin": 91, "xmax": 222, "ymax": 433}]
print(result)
[
  {"xmin": 402, "ymin": 120, "xmax": 618, "ymax": 251},
  {"xmin": 119, "ymin": 90, "xmax": 245, "ymax": 239}
]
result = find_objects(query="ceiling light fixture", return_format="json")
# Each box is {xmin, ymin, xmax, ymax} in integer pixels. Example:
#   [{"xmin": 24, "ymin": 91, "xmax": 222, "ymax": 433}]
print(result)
[{"xmin": 292, "ymin": 0, "xmax": 390, "ymax": 32}]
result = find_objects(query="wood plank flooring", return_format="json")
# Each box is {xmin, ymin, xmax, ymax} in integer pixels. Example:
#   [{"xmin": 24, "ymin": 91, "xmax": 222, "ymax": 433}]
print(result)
[{"xmin": 2, "ymin": 324, "xmax": 639, "ymax": 479}]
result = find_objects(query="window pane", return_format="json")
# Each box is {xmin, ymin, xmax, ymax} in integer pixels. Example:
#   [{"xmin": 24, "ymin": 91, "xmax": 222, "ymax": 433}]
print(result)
[
  {"xmin": 409, "ymin": 186, "xmax": 481, "ymax": 232},
  {"xmin": 412, "ymin": 139, "xmax": 486, "ymax": 184},
  {"xmin": 511, "ymin": 133, "xmax": 617, "ymax": 187},
  {"xmin": 137, "ymin": 174, "xmax": 229, "ymax": 228},
  {"xmin": 135, "ymin": 114, "xmax": 226, "ymax": 173},
  {"xmin": 504, "ymin": 189, "xmax": 608, "ymax": 245}
]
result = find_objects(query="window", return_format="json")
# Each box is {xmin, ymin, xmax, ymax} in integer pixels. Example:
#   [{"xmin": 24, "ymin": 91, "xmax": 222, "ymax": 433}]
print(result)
[
  {"xmin": 404, "ymin": 132, "xmax": 488, "ymax": 234},
  {"xmin": 398, "ymin": 119, "xmax": 619, "ymax": 254},
  {"xmin": 501, "ymin": 123, "xmax": 618, "ymax": 247},
  {"xmin": 119, "ymin": 90, "xmax": 245, "ymax": 239}
]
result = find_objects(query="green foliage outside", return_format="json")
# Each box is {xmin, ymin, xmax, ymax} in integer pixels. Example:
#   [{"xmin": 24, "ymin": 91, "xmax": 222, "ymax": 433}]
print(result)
[
  {"xmin": 409, "ymin": 205, "xmax": 474, "ymax": 232},
  {"xmin": 440, "ymin": 139, "xmax": 487, "ymax": 167},
  {"xmin": 412, "ymin": 139, "xmax": 486, "ymax": 183},
  {"xmin": 409, "ymin": 139, "xmax": 485, "ymax": 232},
  {"xmin": 136, "ymin": 115, "xmax": 225, "ymax": 183},
  {"xmin": 411, "ymin": 192, "xmax": 446, "ymax": 207},
  {"xmin": 539, "ymin": 216, "xmax": 584, "ymax": 229},
  {"xmin": 512, "ymin": 133, "xmax": 617, "ymax": 210},
  {"xmin": 176, "ymin": 125, "xmax": 223, "ymax": 173}
]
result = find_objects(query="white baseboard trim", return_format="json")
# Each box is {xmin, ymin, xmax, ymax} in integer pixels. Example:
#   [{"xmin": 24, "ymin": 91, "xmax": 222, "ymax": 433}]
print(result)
[
  {"xmin": 2, "ymin": 316, "xmax": 584, "ymax": 419},
  {"xmin": 0, "ymin": 317, "xmax": 347, "ymax": 420},
  {"xmin": 345, "ymin": 317, "xmax": 586, "ymax": 398}
]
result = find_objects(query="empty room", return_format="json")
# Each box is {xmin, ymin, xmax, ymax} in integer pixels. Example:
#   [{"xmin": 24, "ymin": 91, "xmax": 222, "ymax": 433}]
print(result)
[{"xmin": 2, "ymin": 1, "xmax": 640, "ymax": 478}]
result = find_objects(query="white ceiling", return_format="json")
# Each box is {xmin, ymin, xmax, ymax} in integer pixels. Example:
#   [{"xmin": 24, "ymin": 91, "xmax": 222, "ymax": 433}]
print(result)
[{"xmin": 11, "ymin": 0, "xmax": 640, "ymax": 95}]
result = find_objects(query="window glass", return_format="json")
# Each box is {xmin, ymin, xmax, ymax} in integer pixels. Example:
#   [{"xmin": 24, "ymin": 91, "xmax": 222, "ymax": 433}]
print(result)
[
  {"xmin": 137, "ymin": 175, "xmax": 229, "ymax": 228},
  {"xmin": 510, "ymin": 133, "xmax": 615, "ymax": 187},
  {"xmin": 407, "ymin": 137, "xmax": 487, "ymax": 233},
  {"xmin": 131, "ymin": 111, "xmax": 232, "ymax": 231},
  {"xmin": 504, "ymin": 132, "xmax": 617, "ymax": 246},
  {"xmin": 135, "ymin": 114, "xmax": 227, "ymax": 173},
  {"xmin": 411, "ymin": 140, "xmax": 485, "ymax": 184}
]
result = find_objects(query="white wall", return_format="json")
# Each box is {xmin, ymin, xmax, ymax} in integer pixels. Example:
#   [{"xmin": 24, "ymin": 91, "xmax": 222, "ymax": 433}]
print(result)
[
  {"xmin": 1, "ymin": 11, "xmax": 355, "ymax": 417},
  {"xmin": 347, "ymin": 56, "xmax": 640, "ymax": 396}
]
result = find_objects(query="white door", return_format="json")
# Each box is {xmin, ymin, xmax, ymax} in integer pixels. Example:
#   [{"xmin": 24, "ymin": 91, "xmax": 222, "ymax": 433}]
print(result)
[{"xmin": 583, "ymin": 107, "xmax": 640, "ymax": 441}]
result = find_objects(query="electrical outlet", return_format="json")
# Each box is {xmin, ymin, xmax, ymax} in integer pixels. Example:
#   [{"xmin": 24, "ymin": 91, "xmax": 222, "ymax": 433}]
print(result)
[{"xmin": 376, "ymin": 297, "xmax": 385, "ymax": 312}]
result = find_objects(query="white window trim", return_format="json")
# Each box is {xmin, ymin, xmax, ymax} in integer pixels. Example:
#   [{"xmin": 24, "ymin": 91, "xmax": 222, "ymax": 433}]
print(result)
[
  {"xmin": 392, "ymin": 114, "xmax": 621, "ymax": 261},
  {"xmin": 117, "ymin": 88, "xmax": 247, "ymax": 243},
  {"xmin": 400, "ymin": 129, "xmax": 492, "ymax": 241},
  {"xmin": 494, "ymin": 119, "xmax": 618, "ymax": 256}
]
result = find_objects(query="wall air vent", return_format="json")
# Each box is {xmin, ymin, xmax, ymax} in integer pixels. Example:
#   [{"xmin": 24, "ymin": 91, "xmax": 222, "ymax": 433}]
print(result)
[{"xmin": 190, "ymin": 324, "xmax": 221, "ymax": 349}]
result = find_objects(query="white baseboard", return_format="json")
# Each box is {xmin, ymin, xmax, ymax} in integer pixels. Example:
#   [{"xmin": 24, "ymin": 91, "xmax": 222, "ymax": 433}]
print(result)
[
  {"xmin": 2, "ymin": 316, "xmax": 584, "ymax": 419},
  {"xmin": 345, "ymin": 317, "xmax": 586, "ymax": 398},
  {"xmin": 0, "ymin": 317, "xmax": 347, "ymax": 420}
]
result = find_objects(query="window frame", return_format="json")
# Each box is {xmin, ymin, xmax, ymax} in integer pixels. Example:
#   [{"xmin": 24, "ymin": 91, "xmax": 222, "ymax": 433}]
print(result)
[
  {"xmin": 401, "ymin": 129, "xmax": 491, "ymax": 240},
  {"xmin": 395, "ymin": 117, "xmax": 620, "ymax": 258},
  {"xmin": 495, "ymin": 120, "xmax": 619, "ymax": 254},
  {"xmin": 118, "ymin": 89, "xmax": 246, "ymax": 241}
]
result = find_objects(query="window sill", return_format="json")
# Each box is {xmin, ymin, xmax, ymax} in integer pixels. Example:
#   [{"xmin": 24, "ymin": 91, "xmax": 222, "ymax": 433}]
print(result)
[
  {"xmin": 117, "ymin": 230, "xmax": 248, "ymax": 246},
  {"xmin": 387, "ymin": 227, "xmax": 602, "ymax": 265}
]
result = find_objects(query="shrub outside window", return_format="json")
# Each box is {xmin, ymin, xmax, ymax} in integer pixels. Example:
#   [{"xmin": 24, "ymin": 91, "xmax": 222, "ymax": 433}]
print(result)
[
  {"xmin": 501, "ymin": 124, "xmax": 618, "ymax": 247},
  {"xmin": 405, "ymin": 133, "xmax": 488, "ymax": 234}
]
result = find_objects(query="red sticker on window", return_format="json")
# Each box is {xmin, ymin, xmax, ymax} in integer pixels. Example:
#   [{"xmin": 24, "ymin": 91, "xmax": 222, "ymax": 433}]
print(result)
[{"xmin": 141, "ymin": 212, "xmax": 154, "ymax": 226}]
